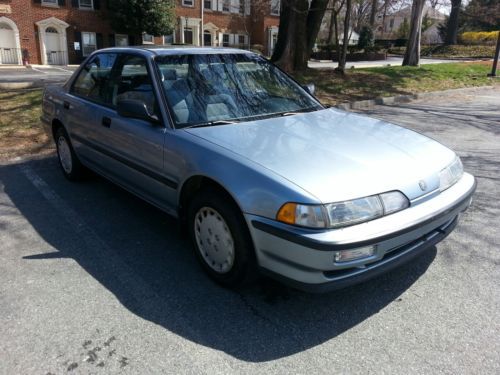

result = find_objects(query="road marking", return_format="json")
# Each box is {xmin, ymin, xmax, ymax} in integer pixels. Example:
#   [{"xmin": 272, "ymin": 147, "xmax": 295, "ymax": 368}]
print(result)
[
  {"xmin": 51, "ymin": 66, "xmax": 74, "ymax": 73},
  {"xmin": 30, "ymin": 66, "xmax": 48, "ymax": 74},
  {"xmin": 19, "ymin": 164, "xmax": 233, "ymax": 371}
]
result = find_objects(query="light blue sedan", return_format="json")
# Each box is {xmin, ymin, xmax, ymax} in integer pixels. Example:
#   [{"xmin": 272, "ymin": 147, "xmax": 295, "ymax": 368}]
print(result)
[{"xmin": 41, "ymin": 47, "xmax": 476, "ymax": 292}]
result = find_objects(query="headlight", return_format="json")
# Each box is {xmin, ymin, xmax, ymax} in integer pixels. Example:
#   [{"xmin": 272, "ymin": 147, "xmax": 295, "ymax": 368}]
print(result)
[
  {"xmin": 439, "ymin": 156, "xmax": 463, "ymax": 192},
  {"xmin": 276, "ymin": 191, "xmax": 409, "ymax": 229}
]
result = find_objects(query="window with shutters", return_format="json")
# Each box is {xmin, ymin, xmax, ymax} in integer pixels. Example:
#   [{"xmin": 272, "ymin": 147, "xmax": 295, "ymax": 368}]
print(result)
[
  {"xmin": 270, "ymin": 0, "xmax": 280, "ymax": 16},
  {"xmin": 115, "ymin": 34, "xmax": 128, "ymax": 46},
  {"xmin": 41, "ymin": 0, "xmax": 59, "ymax": 7},
  {"xmin": 142, "ymin": 33, "xmax": 154, "ymax": 44},
  {"xmin": 222, "ymin": 0, "xmax": 230, "ymax": 12},
  {"xmin": 81, "ymin": 32, "xmax": 96, "ymax": 56},
  {"xmin": 203, "ymin": 0, "xmax": 211, "ymax": 10},
  {"xmin": 222, "ymin": 34, "xmax": 229, "ymax": 47},
  {"xmin": 79, "ymin": 0, "xmax": 93, "ymax": 9}
]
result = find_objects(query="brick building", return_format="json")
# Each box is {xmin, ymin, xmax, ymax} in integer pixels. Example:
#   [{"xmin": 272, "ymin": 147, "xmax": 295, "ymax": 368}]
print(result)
[{"xmin": 0, "ymin": 0, "xmax": 280, "ymax": 66}]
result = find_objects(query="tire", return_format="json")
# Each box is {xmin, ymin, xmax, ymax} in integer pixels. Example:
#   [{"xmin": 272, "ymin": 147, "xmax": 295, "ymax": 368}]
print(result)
[
  {"xmin": 187, "ymin": 188, "xmax": 256, "ymax": 287},
  {"xmin": 55, "ymin": 127, "xmax": 85, "ymax": 181}
]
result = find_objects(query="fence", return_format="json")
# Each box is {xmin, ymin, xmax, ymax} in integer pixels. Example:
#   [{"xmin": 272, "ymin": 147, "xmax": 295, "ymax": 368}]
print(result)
[
  {"xmin": 0, "ymin": 47, "xmax": 21, "ymax": 65},
  {"xmin": 46, "ymin": 50, "xmax": 67, "ymax": 65}
]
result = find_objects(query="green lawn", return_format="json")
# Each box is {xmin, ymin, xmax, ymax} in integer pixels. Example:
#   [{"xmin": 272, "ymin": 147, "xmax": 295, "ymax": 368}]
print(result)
[
  {"xmin": 0, "ymin": 88, "xmax": 52, "ymax": 160},
  {"xmin": 296, "ymin": 61, "xmax": 496, "ymax": 106}
]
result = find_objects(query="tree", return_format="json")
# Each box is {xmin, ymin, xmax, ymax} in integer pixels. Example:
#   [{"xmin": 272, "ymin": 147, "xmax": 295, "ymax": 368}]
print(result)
[
  {"xmin": 445, "ymin": 0, "xmax": 461, "ymax": 45},
  {"xmin": 107, "ymin": 0, "xmax": 175, "ymax": 36},
  {"xmin": 462, "ymin": 0, "xmax": 500, "ymax": 31},
  {"xmin": 271, "ymin": 0, "xmax": 330, "ymax": 72},
  {"xmin": 396, "ymin": 17, "xmax": 410, "ymax": 38},
  {"xmin": 336, "ymin": 0, "xmax": 353, "ymax": 73},
  {"xmin": 358, "ymin": 25, "xmax": 374, "ymax": 50},
  {"xmin": 402, "ymin": 0, "xmax": 425, "ymax": 66}
]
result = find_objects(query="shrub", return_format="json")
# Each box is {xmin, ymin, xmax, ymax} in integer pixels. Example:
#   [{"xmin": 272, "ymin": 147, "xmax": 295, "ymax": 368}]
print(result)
[
  {"xmin": 357, "ymin": 26, "xmax": 374, "ymax": 51},
  {"xmin": 460, "ymin": 31, "xmax": 499, "ymax": 45}
]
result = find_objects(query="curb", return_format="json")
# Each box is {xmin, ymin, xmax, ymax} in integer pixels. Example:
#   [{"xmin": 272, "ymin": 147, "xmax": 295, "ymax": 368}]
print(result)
[
  {"xmin": 335, "ymin": 85, "xmax": 497, "ymax": 111},
  {"xmin": 0, "ymin": 81, "xmax": 39, "ymax": 89}
]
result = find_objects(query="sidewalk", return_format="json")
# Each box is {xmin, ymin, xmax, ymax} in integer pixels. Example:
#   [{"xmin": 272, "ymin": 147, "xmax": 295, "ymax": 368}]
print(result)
[{"xmin": 0, "ymin": 65, "xmax": 77, "ymax": 89}]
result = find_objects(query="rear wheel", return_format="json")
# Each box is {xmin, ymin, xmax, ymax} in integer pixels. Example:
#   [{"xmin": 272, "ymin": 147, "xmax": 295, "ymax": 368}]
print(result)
[
  {"xmin": 187, "ymin": 188, "xmax": 256, "ymax": 287},
  {"xmin": 55, "ymin": 127, "xmax": 85, "ymax": 181}
]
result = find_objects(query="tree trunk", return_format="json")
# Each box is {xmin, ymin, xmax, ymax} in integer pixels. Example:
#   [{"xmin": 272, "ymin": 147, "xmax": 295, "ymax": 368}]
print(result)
[
  {"xmin": 445, "ymin": 0, "xmax": 461, "ymax": 45},
  {"xmin": 336, "ymin": 0, "xmax": 352, "ymax": 73},
  {"xmin": 271, "ymin": 0, "xmax": 296, "ymax": 71},
  {"xmin": 294, "ymin": 0, "xmax": 310, "ymax": 71},
  {"xmin": 369, "ymin": 0, "xmax": 377, "ymax": 26},
  {"xmin": 327, "ymin": 8, "xmax": 335, "ymax": 44},
  {"xmin": 402, "ymin": 0, "xmax": 425, "ymax": 66},
  {"xmin": 306, "ymin": 0, "xmax": 329, "ymax": 52}
]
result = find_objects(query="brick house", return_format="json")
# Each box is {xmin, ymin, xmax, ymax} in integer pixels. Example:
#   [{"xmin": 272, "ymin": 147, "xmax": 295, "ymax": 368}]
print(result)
[{"xmin": 0, "ymin": 0, "xmax": 280, "ymax": 66}]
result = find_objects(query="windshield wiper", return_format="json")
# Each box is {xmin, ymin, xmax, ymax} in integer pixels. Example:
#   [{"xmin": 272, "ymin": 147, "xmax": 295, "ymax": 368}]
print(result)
[
  {"xmin": 187, "ymin": 120, "xmax": 239, "ymax": 128},
  {"xmin": 279, "ymin": 107, "xmax": 321, "ymax": 117}
]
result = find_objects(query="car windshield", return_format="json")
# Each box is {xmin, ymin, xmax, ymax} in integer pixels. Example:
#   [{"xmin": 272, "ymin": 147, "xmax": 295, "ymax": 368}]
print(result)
[{"xmin": 154, "ymin": 53, "xmax": 323, "ymax": 128}]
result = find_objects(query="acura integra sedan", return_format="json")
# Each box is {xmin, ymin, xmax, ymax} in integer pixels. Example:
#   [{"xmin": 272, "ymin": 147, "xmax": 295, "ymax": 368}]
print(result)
[{"xmin": 41, "ymin": 47, "xmax": 476, "ymax": 292}]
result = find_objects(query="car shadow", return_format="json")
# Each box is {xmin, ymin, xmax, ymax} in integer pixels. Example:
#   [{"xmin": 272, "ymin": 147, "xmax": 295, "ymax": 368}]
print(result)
[{"xmin": 0, "ymin": 156, "xmax": 437, "ymax": 362}]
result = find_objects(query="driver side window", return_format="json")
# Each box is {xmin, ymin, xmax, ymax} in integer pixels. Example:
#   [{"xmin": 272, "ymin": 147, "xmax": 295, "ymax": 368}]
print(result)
[
  {"xmin": 71, "ymin": 53, "xmax": 117, "ymax": 106},
  {"xmin": 112, "ymin": 54, "xmax": 158, "ymax": 116}
]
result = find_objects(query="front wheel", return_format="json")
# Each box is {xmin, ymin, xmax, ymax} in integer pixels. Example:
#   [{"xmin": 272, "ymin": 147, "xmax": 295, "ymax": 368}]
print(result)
[{"xmin": 187, "ymin": 189, "xmax": 256, "ymax": 287}]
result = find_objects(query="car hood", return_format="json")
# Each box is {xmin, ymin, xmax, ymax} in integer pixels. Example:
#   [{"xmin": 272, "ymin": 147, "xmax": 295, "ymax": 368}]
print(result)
[{"xmin": 185, "ymin": 108, "xmax": 456, "ymax": 203}]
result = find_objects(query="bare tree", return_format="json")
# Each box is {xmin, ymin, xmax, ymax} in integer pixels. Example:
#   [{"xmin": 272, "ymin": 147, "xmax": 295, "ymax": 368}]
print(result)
[
  {"xmin": 402, "ymin": 0, "xmax": 425, "ymax": 66},
  {"xmin": 445, "ymin": 0, "xmax": 461, "ymax": 45},
  {"xmin": 336, "ymin": 0, "xmax": 353, "ymax": 73}
]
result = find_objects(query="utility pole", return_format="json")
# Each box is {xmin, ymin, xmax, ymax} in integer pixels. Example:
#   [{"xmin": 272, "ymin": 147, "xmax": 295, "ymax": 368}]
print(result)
[{"xmin": 488, "ymin": 31, "xmax": 500, "ymax": 77}]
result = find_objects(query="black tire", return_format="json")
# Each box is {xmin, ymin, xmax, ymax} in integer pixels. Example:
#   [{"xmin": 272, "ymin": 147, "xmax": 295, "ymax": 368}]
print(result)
[
  {"xmin": 55, "ymin": 127, "xmax": 85, "ymax": 181},
  {"xmin": 187, "ymin": 188, "xmax": 256, "ymax": 288}
]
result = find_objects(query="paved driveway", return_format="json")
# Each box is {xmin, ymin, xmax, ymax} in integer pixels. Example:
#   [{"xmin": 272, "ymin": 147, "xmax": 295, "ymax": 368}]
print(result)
[{"xmin": 0, "ymin": 87, "xmax": 498, "ymax": 374}]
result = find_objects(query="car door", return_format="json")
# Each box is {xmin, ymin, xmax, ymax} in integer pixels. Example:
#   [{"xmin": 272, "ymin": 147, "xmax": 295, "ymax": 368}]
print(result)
[
  {"xmin": 89, "ymin": 53, "xmax": 175, "ymax": 213},
  {"xmin": 65, "ymin": 52, "xmax": 118, "ymax": 166}
]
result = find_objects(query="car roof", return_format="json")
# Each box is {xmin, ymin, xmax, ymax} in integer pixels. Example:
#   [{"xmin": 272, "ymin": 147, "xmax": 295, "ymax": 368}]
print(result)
[{"xmin": 96, "ymin": 46, "xmax": 253, "ymax": 57}]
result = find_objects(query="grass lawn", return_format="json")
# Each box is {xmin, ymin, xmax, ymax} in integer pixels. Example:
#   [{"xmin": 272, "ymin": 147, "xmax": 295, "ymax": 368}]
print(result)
[
  {"xmin": 296, "ymin": 61, "xmax": 497, "ymax": 106},
  {"xmin": 0, "ymin": 88, "xmax": 52, "ymax": 161},
  {"xmin": 0, "ymin": 61, "xmax": 497, "ymax": 160}
]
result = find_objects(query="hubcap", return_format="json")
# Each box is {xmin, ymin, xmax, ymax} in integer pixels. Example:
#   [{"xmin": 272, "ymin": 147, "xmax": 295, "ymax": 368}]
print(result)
[
  {"xmin": 194, "ymin": 206, "xmax": 235, "ymax": 274},
  {"xmin": 57, "ymin": 135, "xmax": 72, "ymax": 174}
]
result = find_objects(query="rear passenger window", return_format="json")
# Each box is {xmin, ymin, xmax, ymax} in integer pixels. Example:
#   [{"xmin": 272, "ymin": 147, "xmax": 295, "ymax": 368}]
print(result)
[
  {"xmin": 113, "ymin": 55, "xmax": 158, "ymax": 116},
  {"xmin": 71, "ymin": 53, "xmax": 117, "ymax": 106}
]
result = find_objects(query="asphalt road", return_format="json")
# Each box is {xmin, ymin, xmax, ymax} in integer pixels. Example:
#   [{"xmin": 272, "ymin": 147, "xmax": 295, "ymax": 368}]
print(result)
[{"xmin": 0, "ymin": 87, "xmax": 499, "ymax": 374}]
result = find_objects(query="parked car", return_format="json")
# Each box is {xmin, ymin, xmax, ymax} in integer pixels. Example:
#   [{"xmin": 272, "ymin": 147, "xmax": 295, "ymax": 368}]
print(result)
[{"xmin": 41, "ymin": 47, "xmax": 476, "ymax": 292}]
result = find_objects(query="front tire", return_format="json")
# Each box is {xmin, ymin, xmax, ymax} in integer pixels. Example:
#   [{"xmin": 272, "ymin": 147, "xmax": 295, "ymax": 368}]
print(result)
[
  {"xmin": 187, "ymin": 188, "xmax": 256, "ymax": 287},
  {"xmin": 55, "ymin": 127, "xmax": 85, "ymax": 181}
]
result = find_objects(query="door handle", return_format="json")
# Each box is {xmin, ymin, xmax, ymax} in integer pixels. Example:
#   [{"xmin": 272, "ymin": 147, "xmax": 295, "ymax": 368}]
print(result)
[
  {"xmin": 63, "ymin": 101, "xmax": 70, "ymax": 109},
  {"xmin": 102, "ymin": 116, "xmax": 112, "ymax": 128}
]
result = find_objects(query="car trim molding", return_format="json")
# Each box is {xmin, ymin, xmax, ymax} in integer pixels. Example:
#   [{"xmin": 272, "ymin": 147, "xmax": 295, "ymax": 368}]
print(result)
[{"xmin": 71, "ymin": 134, "xmax": 178, "ymax": 190}]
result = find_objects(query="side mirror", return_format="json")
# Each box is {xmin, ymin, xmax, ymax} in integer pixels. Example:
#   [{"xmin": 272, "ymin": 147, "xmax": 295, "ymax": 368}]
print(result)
[
  {"xmin": 302, "ymin": 83, "xmax": 315, "ymax": 95},
  {"xmin": 117, "ymin": 99, "xmax": 159, "ymax": 124}
]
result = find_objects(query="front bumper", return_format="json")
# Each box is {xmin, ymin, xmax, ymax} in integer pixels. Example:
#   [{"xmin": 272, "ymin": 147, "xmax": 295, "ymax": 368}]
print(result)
[{"xmin": 246, "ymin": 172, "xmax": 476, "ymax": 293}]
